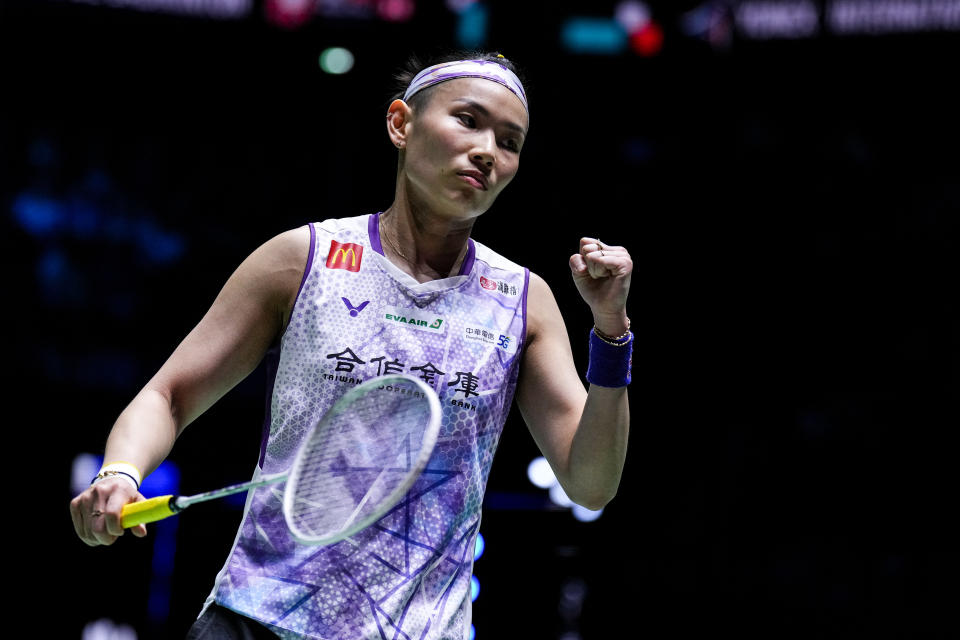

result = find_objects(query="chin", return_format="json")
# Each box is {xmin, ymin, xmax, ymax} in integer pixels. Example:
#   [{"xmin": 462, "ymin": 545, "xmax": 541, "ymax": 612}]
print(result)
[{"xmin": 439, "ymin": 193, "xmax": 493, "ymax": 219}]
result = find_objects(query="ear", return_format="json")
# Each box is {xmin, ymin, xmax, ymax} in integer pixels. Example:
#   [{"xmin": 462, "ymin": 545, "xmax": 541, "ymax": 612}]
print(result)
[{"xmin": 386, "ymin": 99, "xmax": 413, "ymax": 150}]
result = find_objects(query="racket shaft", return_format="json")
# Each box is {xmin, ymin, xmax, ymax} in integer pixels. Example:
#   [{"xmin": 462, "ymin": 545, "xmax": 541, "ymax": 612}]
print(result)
[
  {"xmin": 121, "ymin": 495, "xmax": 179, "ymax": 527},
  {"xmin": 177, "ymin": 472, "xmax": 288, "ymax": 509},
  {"xmin": 121, "ymin": 472, "xmax": 289, "ymax": 528}
]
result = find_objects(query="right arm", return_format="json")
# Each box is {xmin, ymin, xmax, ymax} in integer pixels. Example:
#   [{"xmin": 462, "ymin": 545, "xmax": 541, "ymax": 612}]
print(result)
[{"xmin": 70, "ymin": 226, "xmax": 311, "ymax": 546}]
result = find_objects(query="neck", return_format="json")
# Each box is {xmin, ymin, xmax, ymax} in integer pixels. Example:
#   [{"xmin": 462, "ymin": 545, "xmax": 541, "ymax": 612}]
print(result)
[{"xmin": 380, "ymin": 196, "xmax": 475, "ymax": 283}]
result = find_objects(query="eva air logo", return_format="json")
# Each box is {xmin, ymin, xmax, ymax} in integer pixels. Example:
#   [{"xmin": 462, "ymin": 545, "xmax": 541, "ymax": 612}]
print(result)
[{"xmin": 384, "ymin": 305, "xmax": 446, "ymax": 334}]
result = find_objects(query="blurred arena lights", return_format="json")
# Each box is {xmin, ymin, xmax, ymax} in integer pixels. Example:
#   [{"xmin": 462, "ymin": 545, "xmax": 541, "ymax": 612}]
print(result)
[
  {"xmin": 681, "ymin": 0, "xmax": 960, "ymax": 45},
  {"xmin": 445, "ymin": 0, "xmax": 477, "ymax": 12},
  {"xmin": 67, "ymin": 0, "xmax": 250, "ymax": 19},
  {"xmin": 615, "ymin": 0, "xmax": 651, "ymax": 31},
  {"xmin": 264, "ymin": 0, "xmax": 316, "ymax": 29},
  {"xmin": 474, "ymin": 532, "xmax": 485, "ymax": 561},
  {"xmin": 734, "ymin": 0, "xmax": 820, "ymax": 39},
  {"xmin": 571, "ymin": 504, "xmax": 604, "ymax": 522},
  {"xmin": 549, "ymin": 482, "xmax": 573, "ymax": 508},
  {"xmin": 470, "ymin": 533, "xmax": 484, "ymax": 637},
  {"xmin": 827, "ymin": 0, "xmax": 960, "ymax": 34},
  {"xmin": 82, "ymin": 618, "xmax": 137, "ymax": 640},
  {"xmin": 562, "ymin": 3, "xmax": 663, "ymax": 56},
  {"xmin": 526, "ymin": 456, "xmax": 556, "ymax": 489},
  {"xmin": 680, "ymin": 2, "xmax": 735, "ymax": 48},
  {"xmin": 71, "ymin": 454, "xmax": 103, "ymax": 497},
  {"xmin": 616, "ymin": 0, "xmax": 664, "ymax": 56},
  {"xmin": 561, "ymin": 17, "xmax": 628, "ymax": 54},
  {"xmin": 319, "ymin": 47, "xmax": 356, "ymax": 74},
  {"xmin": 455, "ymin": 1, "xmax": 489, "ymax": 48},
  {"xmin": 528, "ymin": 456, "xmax": 604, "ymax": 520},
  {"xmin": 376, "ymin": 0, "xmax": 415, "ymax": 22},
  {"xmin": 630, "ymin": 19, "xmax": 664, "ymax": 55}
]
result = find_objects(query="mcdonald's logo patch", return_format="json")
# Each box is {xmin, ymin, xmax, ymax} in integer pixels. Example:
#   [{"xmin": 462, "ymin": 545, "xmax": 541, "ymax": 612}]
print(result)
[{"xmin": 325, "ymin": 241, "xmax": 364, "ymax": 272}]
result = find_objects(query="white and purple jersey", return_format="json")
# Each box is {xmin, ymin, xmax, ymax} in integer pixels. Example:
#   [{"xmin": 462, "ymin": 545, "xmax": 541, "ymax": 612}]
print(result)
[{"xmin": 204, "ymin": 213, "xmax": 529, "ymax": 639}]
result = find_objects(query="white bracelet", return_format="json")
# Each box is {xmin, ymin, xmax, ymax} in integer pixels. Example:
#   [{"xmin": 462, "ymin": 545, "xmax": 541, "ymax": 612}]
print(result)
[{"xmin": 91, "ymin": 462, "xmax": 142, "ymax": 491}]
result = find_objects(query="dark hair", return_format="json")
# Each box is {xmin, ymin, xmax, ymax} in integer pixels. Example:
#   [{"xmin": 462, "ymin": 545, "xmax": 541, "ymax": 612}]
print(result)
[{"xmin": 389, "ymin": 50, "xmax": 528, "ymax": 113}]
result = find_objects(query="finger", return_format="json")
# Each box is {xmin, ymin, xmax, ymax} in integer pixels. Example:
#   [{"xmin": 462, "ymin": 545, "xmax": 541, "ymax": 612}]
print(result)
[
  {"xmin": 87, "ymin": 482, "xmax": 127, "ymax": 545},
  {"xmin": 70, "ymin": 495, "xmax": 99, "ymax": 547},
  {"xmin": 583, "ymin": 248, "xmax": 619, "ymax": 278},
  {"xmin": 75, "ymin": 493, "xmax": 109, "ymax": 546},
  {"xmin": 69, "ymin": 495, "xmax": 85, "ymax": 540},
  {"xmin": 106, "ymin": 491, "xmax": 146, "ymax": 537},
  {"xmin": 569, "ymin": 253, "xmax": 588, "ymax": 275},
  {"xmin": 103, "ymin": 492, "xmax": 130, "ymax": 537},
  {"xmin": 580, "ymin": 242, "xmax": 600, "ymax": 256},
  {"xmin": 90, "ymin": 509, "xmax": 119, "ymax": 546},
  {"xmin": 585, "ymin": 252, "xmax": 633, "ymax": 279},
  {"xmin": 585, "ymin": 253, "xmax": 607, "ymax": 279}
]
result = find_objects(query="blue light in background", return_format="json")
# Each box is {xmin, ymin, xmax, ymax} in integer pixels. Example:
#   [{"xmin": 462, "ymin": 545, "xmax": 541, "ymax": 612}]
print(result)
[
  {"xmin": 136, "ymin": 219, "xmax": 186, "ymax": 265},
  {"xmin": 141, "ymin": 459, "xmax": 180, "ymax": 496},
  {"xmin": 474, "ymin": 532, "xmax": 485, "ymax": 561},
  {"xmin": 11, "ymin": 166, "xmax": 186, "ymax": 267},
  {"xmin": 72, "ymin": 455, "xmax": 181, "ymax": 625},
  {"xmin": 12, "ymin": 192, "xmax": 66, "ymax": 237},
  {"xmin": 561, "ymin": 17, "xmax": 628, "ymax": 54},
  {"xmin": 71, "ymin": 454, "xmax": 180, "ymax": 497},
  {"xmin": 470, "ymin": 575, "xmax": 480, "ymax": 602},
  {"xmin": 456, "ymin": 2, "xmax": 488, "ymax": 48},
  {"xmin": 140, "ymin": 460, "xmax": 181, "ymax": 624}
]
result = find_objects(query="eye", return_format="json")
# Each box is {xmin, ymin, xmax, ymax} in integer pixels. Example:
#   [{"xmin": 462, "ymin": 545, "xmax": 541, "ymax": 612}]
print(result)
[
  {"xmin": 457, "ymin": 113, "xmax": 477, "ymax": 127},
  {"xmin": 501, "ymin": 138, "xmax": 521, "ymax": 153}
]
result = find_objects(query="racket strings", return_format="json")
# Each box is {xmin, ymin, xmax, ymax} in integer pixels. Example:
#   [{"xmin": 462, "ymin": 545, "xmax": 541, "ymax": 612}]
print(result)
[{"xmin": 285, "ymin": 381, "xmax": 436, "ymax": 543}]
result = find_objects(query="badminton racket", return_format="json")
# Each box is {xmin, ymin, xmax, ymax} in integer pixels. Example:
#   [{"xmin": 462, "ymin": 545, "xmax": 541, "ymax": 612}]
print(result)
[{"xmin": 121, "ymin": 374, "xmax": 441, "ymax": 545}]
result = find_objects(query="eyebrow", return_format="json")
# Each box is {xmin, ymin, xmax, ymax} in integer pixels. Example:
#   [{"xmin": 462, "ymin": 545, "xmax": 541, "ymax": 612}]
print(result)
[{"xmin": 453, "ymin": 98, "xmax": 527, "ymax": 136}]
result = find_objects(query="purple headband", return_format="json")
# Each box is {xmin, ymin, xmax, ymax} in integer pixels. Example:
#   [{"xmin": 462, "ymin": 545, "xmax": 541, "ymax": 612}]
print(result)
[{"xmin": 402, "ymin": 59, "xmax": 528, "ymax": 111}]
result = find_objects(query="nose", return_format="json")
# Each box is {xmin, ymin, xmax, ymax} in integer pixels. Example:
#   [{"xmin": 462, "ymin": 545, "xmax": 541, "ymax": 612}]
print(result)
[{"xmin": 471, "ymin": 130, "xmax": 496, "ymax": 169}]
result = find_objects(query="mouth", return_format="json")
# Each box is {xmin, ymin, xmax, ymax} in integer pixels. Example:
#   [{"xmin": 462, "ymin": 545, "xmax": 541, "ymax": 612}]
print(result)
[{"xmin": 457, "ymin": 170, "xmax": 488, "ymax": 191}]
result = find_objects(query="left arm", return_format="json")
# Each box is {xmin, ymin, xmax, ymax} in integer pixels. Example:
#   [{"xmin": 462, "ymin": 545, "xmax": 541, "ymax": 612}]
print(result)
[{"xmin": 516, "ymin": 239, "xmax": 632, "ymax": 510}]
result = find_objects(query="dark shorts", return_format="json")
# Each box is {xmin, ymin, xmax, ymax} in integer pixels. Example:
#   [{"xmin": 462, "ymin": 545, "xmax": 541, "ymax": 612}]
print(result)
[{"xmin": 186, "ymin": 603, "xmax": 280, "ymax": 640}]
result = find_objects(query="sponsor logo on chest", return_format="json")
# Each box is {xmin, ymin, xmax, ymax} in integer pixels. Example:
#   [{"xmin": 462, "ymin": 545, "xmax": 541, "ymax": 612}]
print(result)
[
  {"xmin": 384, "ymin": 305, "xmax": 446, "ymax": 333},
  {"xmin": 479, "ymin": 275, "xmax": 519, "ymax": 297},
  {"xmin": 325, "ymin": 240, "xmax": 364, "ymax": 272},
  {"xmin": 464, "ymin": 326, "xmax": 518, "ymax": 354}
]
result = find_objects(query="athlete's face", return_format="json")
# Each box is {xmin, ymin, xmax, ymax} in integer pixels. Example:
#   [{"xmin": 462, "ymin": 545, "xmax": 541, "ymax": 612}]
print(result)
[{"xmin": 398, "ymin": 78, "xmax": 529, "ymax": 219}]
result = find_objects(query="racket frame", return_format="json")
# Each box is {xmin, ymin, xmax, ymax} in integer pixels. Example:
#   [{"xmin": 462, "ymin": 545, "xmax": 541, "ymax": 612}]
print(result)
[{"xmin": 282, "ymin": 374, "xmax": 442, "ymax": 546}]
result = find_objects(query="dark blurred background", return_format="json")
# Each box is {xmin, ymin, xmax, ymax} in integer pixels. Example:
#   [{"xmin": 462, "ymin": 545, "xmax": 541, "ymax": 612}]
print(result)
[{"xmin": 3, "ymin": 0, "xmax": 958, "ymax": 638}]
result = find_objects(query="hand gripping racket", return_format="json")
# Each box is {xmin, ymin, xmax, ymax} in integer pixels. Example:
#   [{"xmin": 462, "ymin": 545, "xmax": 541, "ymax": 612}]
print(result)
[{"xmin": 121, "ymin": 374, "xmax": 441, "ymax": 545}]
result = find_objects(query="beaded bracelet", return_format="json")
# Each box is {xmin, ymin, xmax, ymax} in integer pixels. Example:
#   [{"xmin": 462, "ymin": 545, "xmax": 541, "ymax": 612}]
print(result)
[
  {"xmin": 91, "ymin": 461, "xmax": 142, "ymax": 492},
  {"xmin": 593, "ymin": 318, "xmax": 631, "ymax": 344}
]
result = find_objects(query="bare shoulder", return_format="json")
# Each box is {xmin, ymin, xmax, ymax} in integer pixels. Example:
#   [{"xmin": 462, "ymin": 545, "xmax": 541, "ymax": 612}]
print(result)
[
  {"xmin": 224, "ymin": 225, "xmax": 313, "ymax": 328},
  {"xmin": 255, "ymin": 225, "xmax": 312, "ymax": 270},
  {"xmin": 524, "ymin": 271, "xmax": 564, "ymax": 345}
]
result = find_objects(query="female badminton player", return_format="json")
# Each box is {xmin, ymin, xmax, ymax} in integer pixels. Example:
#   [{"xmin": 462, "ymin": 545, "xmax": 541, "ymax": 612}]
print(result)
[{"xmin": 70, "ymin": 50, "xmax": 633, "ymax": 639}]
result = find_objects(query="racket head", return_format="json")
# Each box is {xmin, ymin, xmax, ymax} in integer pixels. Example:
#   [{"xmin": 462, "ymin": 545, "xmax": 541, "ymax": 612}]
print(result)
[{"xmin": 283, "ymin": 374, "xmax": 441, "ymax": 546}]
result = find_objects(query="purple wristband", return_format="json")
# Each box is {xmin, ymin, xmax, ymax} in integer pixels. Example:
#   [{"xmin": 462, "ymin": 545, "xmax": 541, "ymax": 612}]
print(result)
[{"xmin": 586, "ymin": 329, "xmax": 633, "ymax": 388}]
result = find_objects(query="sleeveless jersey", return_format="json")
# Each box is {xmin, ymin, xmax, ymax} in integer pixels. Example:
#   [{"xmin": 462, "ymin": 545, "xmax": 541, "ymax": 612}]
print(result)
[{"xmin": 204, "ymin": 213, "xmax": 529, "ymax": 639}]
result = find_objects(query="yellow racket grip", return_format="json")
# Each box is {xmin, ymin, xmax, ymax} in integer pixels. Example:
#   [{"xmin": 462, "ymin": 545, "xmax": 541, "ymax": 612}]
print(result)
[{"xmin": 121, "ymin": 495, "xmax": 177, "ymax": 528}]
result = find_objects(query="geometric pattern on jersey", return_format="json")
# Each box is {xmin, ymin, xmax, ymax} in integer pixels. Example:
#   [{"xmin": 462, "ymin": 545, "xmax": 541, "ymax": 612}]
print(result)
[{"xmin": 204, "ymin": 213, "xmax": 529, "ymax": 639}]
